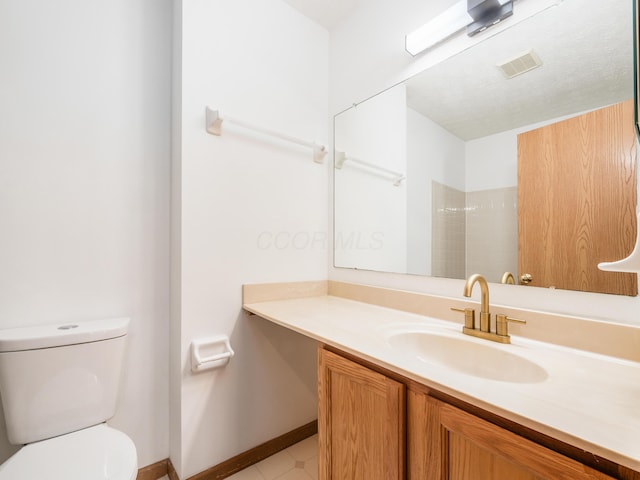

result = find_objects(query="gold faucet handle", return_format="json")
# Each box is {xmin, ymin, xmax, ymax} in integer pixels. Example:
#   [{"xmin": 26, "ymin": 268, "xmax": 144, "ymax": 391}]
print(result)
[
  {"xmin": 451, "ymin": 307, "xmax": 475, "ymax": 329},
  {"xmin": 496, "ymin": 314, "xmax": 526, "ymax": 337}
]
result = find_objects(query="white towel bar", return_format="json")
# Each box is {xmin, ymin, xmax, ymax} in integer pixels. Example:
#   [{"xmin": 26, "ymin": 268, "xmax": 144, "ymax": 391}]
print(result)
[
  {"xmin": 205, "ymin": 107, "xmax": 327, "ymax": 164},
  {"xmin": 335, "ymin": 151, "xmax": 405, "ymax": 186}
]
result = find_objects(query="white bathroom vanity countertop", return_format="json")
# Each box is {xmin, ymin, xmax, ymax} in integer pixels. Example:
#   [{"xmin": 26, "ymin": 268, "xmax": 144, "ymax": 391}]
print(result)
[{"xmin": 243, "ymin": 294, "xmax": 640, "ymax": 472}]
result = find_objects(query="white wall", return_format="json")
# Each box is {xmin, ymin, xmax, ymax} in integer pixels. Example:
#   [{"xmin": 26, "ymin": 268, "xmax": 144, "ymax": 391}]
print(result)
[
  {"xmin": 329, "ymin": 0, "xmax": 640, "ymax": 326},
  {"xmin": 171, "ymin": 0, "xmax": 184, "ymax": 475},
  {"xmin": 406, "ymin": 107, "xmax": 466, "ymax": 275},
  {"xmin": 334, "ymin": 84, "xmax": 407, "ymax": 273},
  {"xmin": 0, "ymin": 0, "xmax": 171, "ymax": 468},
  {"xmin": 173, "ymin": 0, "xmax": 328, "ymax": 477},
  {"xmin": 466, "ymin": 131, "xmax": 517, "ymax": 191},
  {"xmin": 329, "ymin": 0, "xmax": 452, "ymax": 113}
]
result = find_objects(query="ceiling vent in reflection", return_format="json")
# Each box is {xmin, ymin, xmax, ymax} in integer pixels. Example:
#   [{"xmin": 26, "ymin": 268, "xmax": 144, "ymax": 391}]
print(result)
[{"xmin": 497, "ymin": 49, "xmax": 542, "ymax": 78}]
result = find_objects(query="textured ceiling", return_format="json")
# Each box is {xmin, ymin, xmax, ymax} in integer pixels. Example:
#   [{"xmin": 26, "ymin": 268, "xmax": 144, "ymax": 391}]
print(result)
[{"xmin": 405, "ymin": 0, "xmax": 633, "ymax": 140}]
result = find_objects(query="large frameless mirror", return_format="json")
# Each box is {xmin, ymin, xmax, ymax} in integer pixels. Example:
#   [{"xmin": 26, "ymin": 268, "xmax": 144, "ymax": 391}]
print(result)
[{"xmin": 334, "ymin": 0, "xmax": 638, "ymax": 295}]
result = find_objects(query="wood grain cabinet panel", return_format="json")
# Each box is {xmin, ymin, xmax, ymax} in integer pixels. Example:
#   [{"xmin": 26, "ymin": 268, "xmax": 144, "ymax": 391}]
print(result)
[
  {"xmin": 517, "ymin": 99, "xmax": 637, "ymax": 296},
  {"xmin": 318, "ymin": 347, "xmax": 405, "ymax": 480},
  {"xmin": 318, "ymin": 346, "xmax": 627, "ymax": 480},
  {"xmin": 408, "ymin": 390, "xmax": 615, "ymax": 480}
]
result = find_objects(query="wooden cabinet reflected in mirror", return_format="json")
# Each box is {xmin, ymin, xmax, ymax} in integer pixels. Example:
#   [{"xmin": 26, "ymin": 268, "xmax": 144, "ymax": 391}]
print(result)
[{"xmin": 518, "ymin": 100, "xmax": 637, "ymax": 296}]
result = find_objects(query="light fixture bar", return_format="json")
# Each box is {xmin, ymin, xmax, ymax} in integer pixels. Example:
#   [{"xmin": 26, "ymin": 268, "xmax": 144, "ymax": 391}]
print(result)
[
  {"xmin": 467, "ymin": 0, "xmax": 513, "ymax": 37},
  {"xmin": 405, "ymin": 0, "xmax": 563, "ymax": 57},
  {"xmin": 405, "ymin": 1, "xmax": 472, "ymax": 55}
]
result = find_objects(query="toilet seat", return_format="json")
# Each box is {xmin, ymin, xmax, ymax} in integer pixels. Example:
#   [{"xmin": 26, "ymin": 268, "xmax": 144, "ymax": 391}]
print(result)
[{"xmin": 0, "ymin": 423, "xmax": 137, "ymax": 480}]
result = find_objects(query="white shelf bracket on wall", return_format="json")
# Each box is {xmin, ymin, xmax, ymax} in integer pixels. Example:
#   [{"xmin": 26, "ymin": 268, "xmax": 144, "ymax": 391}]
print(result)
[
  {"xmin": 335, "ymin": 151, "xmax": 406, "ymax": 186},
  {"xmin": 598, "ymin": 210, "xmax": 640, "ymax": 273},
  {"xmin": 205, "ymin": 106, "xmax": 327, "ymax": 164}
]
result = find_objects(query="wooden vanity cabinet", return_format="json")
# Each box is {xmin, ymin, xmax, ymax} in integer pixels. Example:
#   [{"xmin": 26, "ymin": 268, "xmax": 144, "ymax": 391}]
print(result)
[
  {"xmin": 318, "ymin": 345, "xmax": 622, "ymax": 480},
  {"xmin": 318, "ymin": 347, "xmax": 405, "ymax": 480},
  {"xmin": 408, "ymin": 390, "xmax": 614, "ymax": 480}
]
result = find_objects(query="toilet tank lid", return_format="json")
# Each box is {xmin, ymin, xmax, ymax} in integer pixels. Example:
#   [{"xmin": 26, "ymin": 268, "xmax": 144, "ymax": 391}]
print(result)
[{"xmin": 0, "ymin": 318, "xmax": 130, "ymax": 352}]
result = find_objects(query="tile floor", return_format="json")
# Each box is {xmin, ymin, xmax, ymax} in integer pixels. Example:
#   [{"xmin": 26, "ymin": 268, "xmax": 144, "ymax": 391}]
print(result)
[
  {"xmin": 227, "ymin": 434, "xmax": 318, "ymax": 480},
  {"xmin": 153, "ymin": 434, "xmax": 317, "ymax": 480}
]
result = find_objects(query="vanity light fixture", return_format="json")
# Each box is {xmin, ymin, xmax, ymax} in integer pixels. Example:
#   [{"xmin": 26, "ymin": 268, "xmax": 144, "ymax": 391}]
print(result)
[
  {"xmin": 405, "ymin": 1, "xmax": 475, "ymax": 55},
  {"xmin": 405, "ymin": 0, "xmax": 562, "ymax": 56},
  {"xmin": 467, "ymin": 0, "xmax": 513, "ymax": 37}
]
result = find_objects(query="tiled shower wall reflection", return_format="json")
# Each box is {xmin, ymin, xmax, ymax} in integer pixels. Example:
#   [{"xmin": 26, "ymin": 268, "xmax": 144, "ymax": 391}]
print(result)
[
  {"xmin": 431, "ymin": 181, "xmax": 517, "ymax": 281},
  {"xmin": 465, "ymin": 187, "xmax": 518, "ymax": 284},
  {"xmin": 432, "ymin": 182, "xmax": 466, "ymax": 278}
]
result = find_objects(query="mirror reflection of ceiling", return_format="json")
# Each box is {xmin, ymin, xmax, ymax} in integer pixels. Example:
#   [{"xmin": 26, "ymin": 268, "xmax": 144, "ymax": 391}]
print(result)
[{"xmin": 406, "ymin": 0, "xmax": 633, "ymax": 140}]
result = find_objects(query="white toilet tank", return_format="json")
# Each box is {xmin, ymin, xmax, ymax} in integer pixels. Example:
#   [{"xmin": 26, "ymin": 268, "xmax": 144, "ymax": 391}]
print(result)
[{"xmin": 0, "ymin": 318, "xmax": 129, "ymax": 445}]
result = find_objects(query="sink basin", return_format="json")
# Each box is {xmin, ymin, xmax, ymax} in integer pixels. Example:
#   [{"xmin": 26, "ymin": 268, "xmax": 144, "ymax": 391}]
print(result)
[{"xmin": 386, "ymin": 330, "xmax": 548, "ymax": 383}]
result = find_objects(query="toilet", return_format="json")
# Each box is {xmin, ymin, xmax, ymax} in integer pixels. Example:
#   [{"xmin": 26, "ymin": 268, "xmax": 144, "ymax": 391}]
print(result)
[{"xmin": 0, "ymin": 317, "xmax": 137, "ymax": 479}]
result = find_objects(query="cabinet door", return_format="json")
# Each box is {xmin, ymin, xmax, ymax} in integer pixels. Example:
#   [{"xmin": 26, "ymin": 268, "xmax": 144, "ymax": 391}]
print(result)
[
  {"xmin": 408, "ymin": 391, "xmax": 614, "ymax": 480},
  {"xmin": 318, "ymin": 347, "xmax": 405, "ymax": 480},
  {"xmin": 517, "ymin": 99, "xmax": 637, "ymax": 296}
]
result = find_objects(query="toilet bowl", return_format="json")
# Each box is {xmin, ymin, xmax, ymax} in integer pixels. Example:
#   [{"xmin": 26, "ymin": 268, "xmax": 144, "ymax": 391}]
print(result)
[
  {"xmin": 0, "ymin": 318, "xmax": 137, "ymax": 479},
  {"xmin": 0, "ymin": 424, "xmax": 137, "ymax": 480}
]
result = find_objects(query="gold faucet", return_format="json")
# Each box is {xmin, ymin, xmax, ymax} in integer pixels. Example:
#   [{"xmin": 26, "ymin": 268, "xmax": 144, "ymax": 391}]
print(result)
[
  {"xmin": 451, "ymin": 273, "xmax": 526, "ymax": 344},
  {"xmin": 500, "ymin": 271, "xmax": 515, "ymax": 284},
  {"xmin": 463, "ymin": 273, "xmax": 491, "ymax": 332}
]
